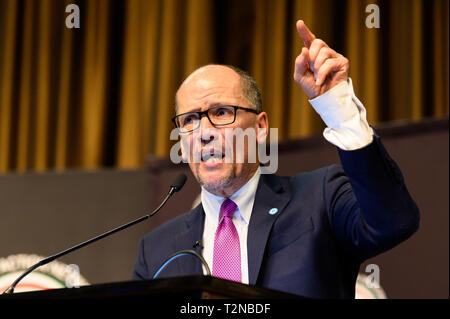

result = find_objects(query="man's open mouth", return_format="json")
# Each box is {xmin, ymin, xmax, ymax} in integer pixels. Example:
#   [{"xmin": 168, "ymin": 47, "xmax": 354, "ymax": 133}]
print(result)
[{"xmin": 201, "ymin": 149, "xmax": 225, "ymax": 163}]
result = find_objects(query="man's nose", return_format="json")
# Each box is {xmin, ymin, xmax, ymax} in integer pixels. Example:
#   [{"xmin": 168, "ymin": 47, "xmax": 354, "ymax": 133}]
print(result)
[{"xmin": 199, "ymin": 115, "xmax": 216, "ymax": 144}]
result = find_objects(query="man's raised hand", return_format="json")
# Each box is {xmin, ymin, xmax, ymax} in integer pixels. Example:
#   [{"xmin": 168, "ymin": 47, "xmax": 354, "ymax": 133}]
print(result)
[{"xmin": 293, "ymin": 20, "xmax": 349, "ymax": 99}]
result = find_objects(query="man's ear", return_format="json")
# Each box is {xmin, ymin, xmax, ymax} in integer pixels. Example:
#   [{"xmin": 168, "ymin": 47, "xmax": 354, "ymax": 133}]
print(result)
[{"xmin": 256, "ymin": 112, "xmax": 269, "ymax": 144}]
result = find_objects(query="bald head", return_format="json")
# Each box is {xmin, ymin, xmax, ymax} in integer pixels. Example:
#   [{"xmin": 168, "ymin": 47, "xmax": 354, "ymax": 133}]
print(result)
[{"xmin": 175, "ymin": 64, "xmax": 262, "ymax": 114}]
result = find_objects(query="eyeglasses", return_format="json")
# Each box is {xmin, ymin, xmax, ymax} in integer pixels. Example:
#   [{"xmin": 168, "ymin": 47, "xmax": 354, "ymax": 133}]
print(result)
[{"xmin": 172, "ymin": 105, "xmax": 259, "ymax": 133}]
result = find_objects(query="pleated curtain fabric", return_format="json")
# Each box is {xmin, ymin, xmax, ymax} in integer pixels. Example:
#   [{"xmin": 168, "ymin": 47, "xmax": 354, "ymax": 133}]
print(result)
[{"xmin": 0, "ymin": 0, "xmax": 447, "ymax": 173}]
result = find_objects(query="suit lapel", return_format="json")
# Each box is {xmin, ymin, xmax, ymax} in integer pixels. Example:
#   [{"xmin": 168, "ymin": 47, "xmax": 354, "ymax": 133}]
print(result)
[
  {"xmin": 173, "ymin": 204, "xmax": 205, "ymax": 275},
  {"xmin": 247, "ymin": 174, "xmax": 292, "ymax": 285}
]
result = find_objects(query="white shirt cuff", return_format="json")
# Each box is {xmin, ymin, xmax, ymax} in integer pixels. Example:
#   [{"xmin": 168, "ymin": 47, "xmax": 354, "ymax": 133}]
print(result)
[{"xmin": 308, "ymin": 78, "xmax": 374, "ymax": 150}]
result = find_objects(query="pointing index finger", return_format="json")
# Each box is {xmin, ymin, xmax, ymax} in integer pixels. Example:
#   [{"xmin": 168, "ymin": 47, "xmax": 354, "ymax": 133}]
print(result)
[{"xmin": 296, "ymin": 20, "xmax": 315, "ymax": 49}]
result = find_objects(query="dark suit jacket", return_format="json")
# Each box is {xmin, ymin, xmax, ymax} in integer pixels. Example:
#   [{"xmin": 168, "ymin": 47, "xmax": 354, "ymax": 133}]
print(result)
[{"xmin": 133, "ymin": 135, "xmax": 420, "ymax": 298}]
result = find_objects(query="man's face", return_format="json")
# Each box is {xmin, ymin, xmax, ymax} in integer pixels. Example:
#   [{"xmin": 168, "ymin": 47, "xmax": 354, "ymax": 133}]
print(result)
[{"xmin": 176, "ymin": 65, "xmax": 268, "ymax": 197}]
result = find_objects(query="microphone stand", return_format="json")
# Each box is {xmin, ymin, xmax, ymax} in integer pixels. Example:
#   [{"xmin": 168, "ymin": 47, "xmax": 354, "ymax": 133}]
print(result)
[
  {"xmin": 3, "ymin": 215, "xmax": 149, "ymax": 294},
  {"xmin": 3, "ymin": 174, "xmax": 187, "ymax": 294}
]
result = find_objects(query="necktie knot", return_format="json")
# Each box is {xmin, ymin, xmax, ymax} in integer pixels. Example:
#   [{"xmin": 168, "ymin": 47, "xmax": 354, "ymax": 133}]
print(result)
[{"xmin": 220, "ymin": 198, "xmax": 237, "ymax": 219}]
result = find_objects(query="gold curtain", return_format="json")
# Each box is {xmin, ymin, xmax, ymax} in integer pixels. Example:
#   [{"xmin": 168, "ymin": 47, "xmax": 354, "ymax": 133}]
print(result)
[{"xmin": 0, "ymin": 0, "xmax": 448, "ymax": 173}]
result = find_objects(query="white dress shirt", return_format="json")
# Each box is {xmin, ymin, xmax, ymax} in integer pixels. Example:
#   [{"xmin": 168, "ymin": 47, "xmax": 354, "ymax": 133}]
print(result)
[{"xmin": 200, "ymin": 78, "xmax": 373, "ymax": 283}]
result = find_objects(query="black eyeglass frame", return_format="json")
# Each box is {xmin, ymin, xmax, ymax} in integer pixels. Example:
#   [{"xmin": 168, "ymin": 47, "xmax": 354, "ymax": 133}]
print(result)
[{"xmin": 171, "ymin": 105, "xmax": 260, "ymax": 133}]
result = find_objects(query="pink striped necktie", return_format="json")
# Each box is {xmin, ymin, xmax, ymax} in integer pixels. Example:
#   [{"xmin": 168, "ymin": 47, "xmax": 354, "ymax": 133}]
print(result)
[{"xmin": 212, "ymin": 198, "xmax": 241, "ymax": 282}]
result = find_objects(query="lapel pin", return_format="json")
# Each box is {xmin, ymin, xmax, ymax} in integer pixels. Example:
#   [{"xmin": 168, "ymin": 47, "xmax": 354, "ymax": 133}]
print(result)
[{"xmin": 269, "ymin": 208, "xmax": 278, "ymax": 215}]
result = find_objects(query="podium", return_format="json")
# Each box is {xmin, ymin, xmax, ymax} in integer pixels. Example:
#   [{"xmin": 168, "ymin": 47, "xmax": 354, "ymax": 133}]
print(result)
[{"xmin": 0, "ymin": 275, "xmax": 302, "ymax": 299}]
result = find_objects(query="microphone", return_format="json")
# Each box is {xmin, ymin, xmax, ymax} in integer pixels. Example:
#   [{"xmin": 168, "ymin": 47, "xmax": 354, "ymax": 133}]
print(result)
[
  {"xmin": 149, "ymin": 173, "xmax": 187, "ymax": 218},
  {"xmin": 2, "ymin": 173, "xmax": 187, "ymax": 294},
  {"xmin": 170, "ymin": 173, "xmax": 187, "ymax": 192},
  {"xmin": 193, "ymin": 240, "xmax": 203, "ymax": 249}
]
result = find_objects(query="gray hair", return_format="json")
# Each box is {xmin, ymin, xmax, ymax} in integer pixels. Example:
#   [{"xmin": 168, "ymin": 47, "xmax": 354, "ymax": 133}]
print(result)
[{"xmin": 174, "ymin": 64, "xmax": 263, "ymax": 114}]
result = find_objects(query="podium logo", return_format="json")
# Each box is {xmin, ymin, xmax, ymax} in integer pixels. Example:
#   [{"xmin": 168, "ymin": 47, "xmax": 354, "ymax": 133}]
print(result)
[{"xmin": 0, "ymin": 254, "xmax": 89, "ymax": 293}]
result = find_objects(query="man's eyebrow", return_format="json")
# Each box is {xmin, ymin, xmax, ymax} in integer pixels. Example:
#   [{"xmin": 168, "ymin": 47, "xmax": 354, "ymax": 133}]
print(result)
[
  {"xmin": 205, "ymin": 101, "xmax": 231, "ymax": 107},
  {"xmin": 208, "ymin": 102, "xmax": 224, "ymax": 107},
  {"xmin": 186, "ymin": 103, "xmax": 234, "ymax": 112}
]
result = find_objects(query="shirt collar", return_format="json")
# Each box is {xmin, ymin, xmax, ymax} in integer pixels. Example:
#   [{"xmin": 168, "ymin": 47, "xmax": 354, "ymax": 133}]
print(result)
[{"xmin": 201, "ymin": 166, "xmax": 261, "ymax": 225}]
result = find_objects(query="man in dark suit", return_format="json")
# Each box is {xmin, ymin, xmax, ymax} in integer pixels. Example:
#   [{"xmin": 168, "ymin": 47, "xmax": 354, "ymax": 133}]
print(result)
[{"xmin": 133, "ymin": 21, "xmax": 419, "ymax": 298}]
